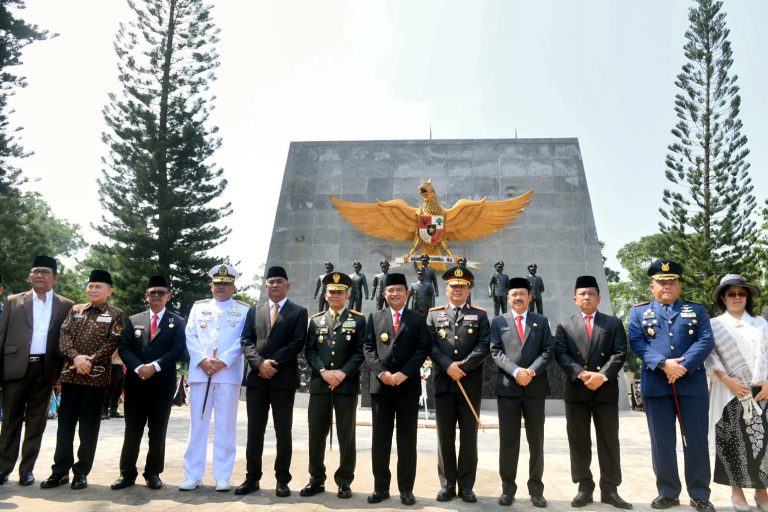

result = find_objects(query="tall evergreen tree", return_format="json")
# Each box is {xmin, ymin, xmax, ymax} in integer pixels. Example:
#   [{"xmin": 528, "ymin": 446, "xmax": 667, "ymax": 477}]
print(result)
[
  {"xmin": 659, "ymin": 0, "xmax": 756, "ymax": 305},
  {"xmin": 95, "ymin": 0, "xmax": 231, "ymax": 314}
]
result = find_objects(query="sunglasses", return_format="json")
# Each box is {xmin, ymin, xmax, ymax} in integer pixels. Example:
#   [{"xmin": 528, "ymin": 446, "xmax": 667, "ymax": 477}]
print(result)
[
  {"xmin": 724, "ymin": 291, "xmax": 749, "ymax": 299},
  {"xmin": 146, "ymin": 290, "xmax": 168, "ymax": 297}
]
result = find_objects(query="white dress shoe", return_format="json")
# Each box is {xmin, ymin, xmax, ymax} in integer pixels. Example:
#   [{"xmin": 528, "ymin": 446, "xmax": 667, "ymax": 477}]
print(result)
[
  {"xmin": 215, "ymin": 480, "xmax": 231, "ymax": 492},
  {"xmin": 178, "ymin": 478, "xmax": 201, "ymax": 491}
]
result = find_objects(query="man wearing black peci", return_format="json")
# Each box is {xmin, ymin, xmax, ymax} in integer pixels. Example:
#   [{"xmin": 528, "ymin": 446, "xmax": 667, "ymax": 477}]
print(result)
[{"xmin": 111, "ymin": 275, "xmax": 186, "ymax": 490}]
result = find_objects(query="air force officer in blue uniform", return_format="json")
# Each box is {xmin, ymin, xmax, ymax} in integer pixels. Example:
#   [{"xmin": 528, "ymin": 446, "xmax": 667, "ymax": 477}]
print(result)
[{"xmin": 628, "ymin": 260, "xmax": 715, "ymax": 512}]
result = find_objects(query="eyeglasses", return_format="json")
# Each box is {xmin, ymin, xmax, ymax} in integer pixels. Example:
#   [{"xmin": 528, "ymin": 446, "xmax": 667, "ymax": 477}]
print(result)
[
  {"xmin": 145, "ymin": 290, "xmax": 168, "ymax": 297},
  {"xmin": 725, "ymin": 291, "xmax": 749, "ymax": 298},
  {"xmin": 30, "ymin": 268, "xmax": 53, "ymax": 276}
]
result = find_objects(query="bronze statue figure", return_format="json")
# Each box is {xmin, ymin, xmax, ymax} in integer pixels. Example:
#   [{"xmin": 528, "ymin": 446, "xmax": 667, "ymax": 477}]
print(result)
[
  {"xmin": 488, "ymin": 260, "xmax": 510, "ymax": 315},
  {"xmin": 370, "ymin": 259, "xmax": 391, "ymax": 310},
  {"xmin": 526, "ymin": 262, "xmax": 545, "ymax": 313},
  {"xmin": 407, "ymin": 267, "xmax": 435, "ymax": 315},
  {"xmin": 348, "ymin": 261, "xmax": 369, "ymax": 312},
  {"xmin": 418, "ymin": 254, "xmax": 439, "ymax": 307},
  {"xmin": 312, "ymin": 261, "xmax": 334, "ymax": 312}
]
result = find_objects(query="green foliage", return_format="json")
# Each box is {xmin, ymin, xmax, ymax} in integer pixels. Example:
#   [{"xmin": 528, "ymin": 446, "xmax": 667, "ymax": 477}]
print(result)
[
  {"xmin": 94, "ymin": 0, "xmax": 230, "ymax": 316},
  {"xmin": 0, "ymin": 193, "xmax": 85, "ymax": 294},
  {"xmin": 659, "ymin": 0, "xmax": 758, "ymax": 305},
  {"xmin": 599, "ymin": 241, "xmax": 620, "ymax": 284}
]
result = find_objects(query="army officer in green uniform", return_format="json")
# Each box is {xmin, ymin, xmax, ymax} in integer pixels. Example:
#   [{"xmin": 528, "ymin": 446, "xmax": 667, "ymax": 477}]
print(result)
[{"xmin": 300, "ymin": 272, "xmax": 366, "ymax": 499}]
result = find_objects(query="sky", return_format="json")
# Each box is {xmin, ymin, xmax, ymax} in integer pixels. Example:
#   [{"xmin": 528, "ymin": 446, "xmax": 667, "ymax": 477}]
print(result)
[{"xmin": 9, "ymin": 0, "xmax": 768, "ymax": 285}]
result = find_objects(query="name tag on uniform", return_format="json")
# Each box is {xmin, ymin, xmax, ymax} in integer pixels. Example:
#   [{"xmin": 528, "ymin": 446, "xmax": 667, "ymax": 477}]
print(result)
[
  {"xmin": 97, "ymin": 316, "xmax": 112, "ymax": 323},
  {"xmin": 464, "ymin": 314, "xmax": 478, "ymax": 321},
  {"xmin": 681, "ymin": 312, "xmax": 696, "ymax": 318},
  {"xmin": 501, "ymin": 326, "xmax": 510, "ymax": 331}
]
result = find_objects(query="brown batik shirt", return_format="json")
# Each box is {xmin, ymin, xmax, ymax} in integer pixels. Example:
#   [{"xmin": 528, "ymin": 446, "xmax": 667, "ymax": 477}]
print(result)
[{"xmin": 59, "ymin": 302, "xmax": 124, "ymax": 387}]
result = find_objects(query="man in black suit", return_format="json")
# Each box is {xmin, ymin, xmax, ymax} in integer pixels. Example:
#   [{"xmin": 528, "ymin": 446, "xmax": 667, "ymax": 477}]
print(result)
[
  {"xmin": 490, "ymin": 277, "xmax": 552, "ymax": 508},
  {"xmin": 427, "ymin": 266, "xmax": 489, "ymax": 503},
  {"xmin": 299, "ymin": 272, "xmax": 365, "ymax": 500},
  {"xmin": 237, "ymin": 266, "xmax": 308, "ymax": 497},
  {"xmin": 363, "ymin": 272, "xmax": 428, "ymax": 506},
  {"xmin": 0, "ymin": 256, "xmax": 73, "ymax": 486},
  {"xmin": 554, "ymin": 275, "xmax": 631, "ymax": 509},
  {"xmin": 111, "ymin": 276, "xmax": 186, "ymax": 490}
]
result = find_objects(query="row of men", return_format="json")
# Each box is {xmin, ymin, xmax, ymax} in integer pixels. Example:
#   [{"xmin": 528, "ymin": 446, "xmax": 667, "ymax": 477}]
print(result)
[{"xmin": 0, "ymin": 256, "xmax": 714, "ymax": 511}]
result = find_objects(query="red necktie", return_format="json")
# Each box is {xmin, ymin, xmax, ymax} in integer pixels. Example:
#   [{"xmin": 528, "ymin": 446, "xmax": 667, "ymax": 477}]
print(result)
[
  {"xmin": 151, "ymin": 314, "xmax": 159, "ymax": 338},
  {"xmin": 515, "ymin": 315, "xmax": 525, "ymax": 344},
  {"xmin": 585, "ymin": 315, "xmax": 593, "ymax": 339},
  {"xmin": 393, "ymin": 311, "xmax": 401, "ymax": 334}
]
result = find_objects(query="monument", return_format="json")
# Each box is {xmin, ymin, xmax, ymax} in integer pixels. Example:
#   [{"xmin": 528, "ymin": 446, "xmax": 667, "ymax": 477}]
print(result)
[{"xmin": 261, "ymin": 138, "xmax": 624, "ymax": 409}]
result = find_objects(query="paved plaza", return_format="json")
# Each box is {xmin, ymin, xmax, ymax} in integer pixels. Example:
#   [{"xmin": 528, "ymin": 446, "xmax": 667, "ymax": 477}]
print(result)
[{"xmin": 0, "ymin": 397, "xmax": 736, "ymax": 511}]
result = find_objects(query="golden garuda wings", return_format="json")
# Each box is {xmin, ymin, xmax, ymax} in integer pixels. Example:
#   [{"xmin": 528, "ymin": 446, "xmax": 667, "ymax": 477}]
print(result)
[{"xmin": 329, "ymin": 179, "xmax": 534, "ymax": 269}]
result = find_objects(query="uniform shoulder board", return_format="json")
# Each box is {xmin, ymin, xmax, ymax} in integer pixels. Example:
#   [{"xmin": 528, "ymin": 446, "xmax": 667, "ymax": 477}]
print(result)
[
  {"xmin": 310, "ymin": 311, "xmax": 325, "ymax": 318},
  {"xmin": 194, "ymin": 299, "xmax": 209, "ymax": 304},
  {"xmin": 470, "ymin": 305, "xmax": 487, "ymax": 312},
  {"xmin": 632, "ymin": 300, "xmax": 650, "ymax": 307},
  {"xmin": 429, "ymin": 306, "xmax": 444, "ymax": 312},
  {"xmin": 349, "ymin": 309, "xmax": 364, "ymax": 317},
  {"xmin": 684, "ymin": 300, "xmax": 702, "ymax": 306}
]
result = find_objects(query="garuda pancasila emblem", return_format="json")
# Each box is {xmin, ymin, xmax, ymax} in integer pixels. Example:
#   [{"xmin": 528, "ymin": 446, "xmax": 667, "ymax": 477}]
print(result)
[{"xmin": 329, "ymin": 179, "xmax": 534, "ymax": 270}]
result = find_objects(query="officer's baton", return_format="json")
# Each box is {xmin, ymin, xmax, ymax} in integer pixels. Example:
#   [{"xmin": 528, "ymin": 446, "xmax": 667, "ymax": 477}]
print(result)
[
  {"xmin": 456, "ymin": 380, "xmax": 485, "ymax": 433},
  {"xmin": 200, "ymin": 348, "xmax": 217, "ymax": 421},
  {"xmin": 671, "ymin": 382, "xmax": 687, "ymax": 448}
]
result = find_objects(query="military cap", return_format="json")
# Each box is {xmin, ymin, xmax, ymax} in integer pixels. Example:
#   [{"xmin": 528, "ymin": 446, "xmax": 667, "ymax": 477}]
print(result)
[
  {"xmin": 528, "ymin": 262, "xmax": 538, "ymax": 268},
  {"xmin": 147, "ymin": 275, "xmax": 169, "ymax": 289},
  {"xmin": 442, "ymin": 266, "xmax": 473, "ymax": 286},
  {"xmin": 509, "ymin": 277, "xmax": 531, "ymax": 291},
  {"xmin": 647, "ymin": 259, "xmax": 682, "ymax": 281},
  {"xmin": 495, "ymin": 260, "xmax": 504, "ymax": 267},
  {"xmin": 383, "ymin": 272, "xmax": 408, "ymax": 288},
  {"xmin": 209, "ymin": 263, "xmax": 239, "ymax": 283},
  {"xmin": 574, "ymin": 275, "xmax": 599, "ymax": 293},
  {"xmin": 266, "ymin": 266, "xmax": 288, "ymax": 280},
  {"xmin": 88, "ymin": 269, "xmax": 113, "ymax": 285},
  {"xmin": 32, "ymin": 255, "xmax": 57, "ymax": 274},
  {"xmin": 323, "ymin": 272, "xmax": 353, "ymax": 291}
]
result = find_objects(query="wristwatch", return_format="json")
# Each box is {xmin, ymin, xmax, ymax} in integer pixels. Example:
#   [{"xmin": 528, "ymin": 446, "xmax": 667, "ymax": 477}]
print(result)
[{"xmin": 657, "ymin": 359, "xmax": 666, "ymax": 369}]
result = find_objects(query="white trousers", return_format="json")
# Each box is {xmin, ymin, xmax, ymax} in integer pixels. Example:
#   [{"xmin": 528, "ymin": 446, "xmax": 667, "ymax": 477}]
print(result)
[{"xmin": 182, "ymin": 382, "xmax": 240, "ymax": 482}]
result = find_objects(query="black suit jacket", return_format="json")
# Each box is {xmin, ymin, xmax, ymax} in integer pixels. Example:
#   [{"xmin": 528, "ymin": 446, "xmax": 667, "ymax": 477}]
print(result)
[
  {"xmin": 427, "ymin": 304, "xmax": 490, "ymax": 396},
  {"xmin": 305, "ymin": 308, "xmax": 365, "ymax": 394},
  {"xmin": 241, "ymin": 299, "xmax": 308, "ymax": 390},
  {"xmin": 364, "ymin": 308, "xmax": 428, "ymax": 396},
  {"xmin": 119, "ymin": 310, "xmax": 187, "ymax": 391},
  {"xmin": 0, "ymin": 290, "xmax": 74, "ymax": 384},
  {"xmin": 490, "ymin": 311, "xmax": 552, "ymax": 397},
  {"xmin": 554, "ymin": 311, "xmax": 626, "ymax": 403}
]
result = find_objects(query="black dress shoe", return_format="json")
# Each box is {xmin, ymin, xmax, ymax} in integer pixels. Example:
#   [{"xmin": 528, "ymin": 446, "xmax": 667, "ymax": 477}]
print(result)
[
  {"xmin": 101, "ymin": 411, "xmax": 111, "ymax": 420},
  {"xmin": 690, "ymin": 498, "xmax": 715, "ymax": 512},
  {"xmin": 651, "ymin": 496, "xmax": 680, "ymax": 509},
  {"xmin": 110, "ymin": 411, "xmax": 124, "ymax": 419},
  {"xmin": 602, "ymin": 492, "xmax": 633, "ymax": 509},
  {"xmin": 40, "ymin": 473, "xmax": 68, "ymax": 489},
  {"xmin": 572, "ymin": 491, "xmax": 594, "ymax": 507},
  {"xmin": 276, "ymin": 482, "xmax": 291, "ymax": 497},
  {"xmin": 0, "ymin": 471, "xmax": 8, "ymax": 485},
  {"xmin": 337, "ymin": 484, "xmax": 352, "ymax": 499},
  {"xmin": 299, "ymin": 481, "xmax": 325, "ymax": 497},
  {"xmin": 498, "ymin": 494, "xmax": 515, "ymax": 506},
  {"xmin": 18, "ymin": 472, "xmax": 34, "ymax": 486},
  {"xmin": 367, "ymin": 490, "xmax": 390, "ymax": 503},
  {"xmin": 436, "ymin": 487, "xmax": 456, "ymax": 502},
  {"xmin": 111, "ymin": 476, "xmax": 136, "ymax": 490},
  {"xmin": 71, "ymin": 474, "xmax": 88, "ymax": 490},
  {"xmin": 145, "ymin": 475, "xmax": 163, "ymax": 489},
  {"xmin": 531, "ymin": 495, "xmax": 548, "ymax": 508},
  {"xmin": 461, "ymin": 490, "xmax": 477, "ymax": 503},
  {"xmin": 234, "ymin": 479, "xmax": 259, "ymax": 495},
  {"xmin": 400, "ymin": 491, "xmax": 416, "ymax": 505}
]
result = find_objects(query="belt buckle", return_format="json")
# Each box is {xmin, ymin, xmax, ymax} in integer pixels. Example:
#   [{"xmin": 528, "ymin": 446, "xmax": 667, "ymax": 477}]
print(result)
[{"xmin": 29, "ymin": 356, "xmax": 41, "ymax": 363}]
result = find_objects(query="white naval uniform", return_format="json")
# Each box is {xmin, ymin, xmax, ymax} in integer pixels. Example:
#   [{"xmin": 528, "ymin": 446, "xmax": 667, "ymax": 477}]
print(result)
[{"xmin": 182, "ymin": 297, "xmax": 248, "ymax": 482}]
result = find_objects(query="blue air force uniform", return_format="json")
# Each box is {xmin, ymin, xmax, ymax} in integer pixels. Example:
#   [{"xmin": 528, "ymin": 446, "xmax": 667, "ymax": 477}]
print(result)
[{"xmin": 627, "ymin": 260, "xmax": 714, "ymax": 504}]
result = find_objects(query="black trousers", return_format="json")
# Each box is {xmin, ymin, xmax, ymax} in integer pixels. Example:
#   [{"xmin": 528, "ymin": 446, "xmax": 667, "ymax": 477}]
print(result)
[
  {"xmin": 118, "ymin": 379, "xmax": 174, "ymax": 479},
  {"xmin": 435, "ymin": 390, "xmax": 480, "ymax": 492},
  {"xmin": 498, "ymin": 395, "xmax": 545, "ymax": 497},
  {"xmin": 0, "ymin": 360, "xmax": 53, "ymax": 474},
  {"xmin": 244, "ymin": 386, "xmax": 295, "ymax": 484},
  {"xmin": 565, "ymin": 400, "xmax": 622, "ymax": 494},
  {"xmin": 370, "ymin": 393, "xmax": 419, "ymax": 493},
  {"xmin": 307, "ymin": 392, "xmax": 357, "ymax": 486},
  {"xmin": 52, "ymin": 384, "xmax": 106, "ymax": 476},
  {"xmin": 103, "ymin": 364, "xmax": 124, "ymax": 412}
]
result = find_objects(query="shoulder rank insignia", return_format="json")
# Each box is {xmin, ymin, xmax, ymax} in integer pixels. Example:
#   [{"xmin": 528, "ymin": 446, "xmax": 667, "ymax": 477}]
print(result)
[
  {"xmin": 470, "ymin": 305, "xmax": 486, "ymax": 312},
  {"xmin": 632, "ymin": 301, "xmax": 650, "ymax": 307},
  {"xmin": 236, "ymin": 300, "xmax": 250, "ymax": 307},
  {"xmin": 429, "ymin": 306, "xmax": 444, "ymax": 312},
  {"xmin": 685, "ymin": 300, "xmax": 702, "ymax": 306},
  {"xmin": 311, "ymin": 311, "xmax": 325, "ymax": 318},
  {"xmin": 349, "ymin": 309, "xmax": 364, "ymax": 317}
]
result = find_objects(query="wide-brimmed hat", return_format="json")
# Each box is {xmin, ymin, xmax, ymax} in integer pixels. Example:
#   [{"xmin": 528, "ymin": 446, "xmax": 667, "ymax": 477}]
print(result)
[{"xmin": 712, "ymin": 274, "xmax": 760, "ymax": 302}]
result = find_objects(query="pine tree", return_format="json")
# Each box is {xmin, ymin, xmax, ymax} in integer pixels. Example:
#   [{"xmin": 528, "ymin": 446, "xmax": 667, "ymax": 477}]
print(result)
[
  {"xmin": 95, "ymin": 0, "xmax": 231, "ymax": 314},
  {"xmin": 659, "ymin": 0, "xmax": 756, "ymax": 306}
]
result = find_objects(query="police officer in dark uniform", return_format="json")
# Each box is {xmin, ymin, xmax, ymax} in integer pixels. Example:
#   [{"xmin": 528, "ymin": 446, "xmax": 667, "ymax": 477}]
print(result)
[
  {"xmin": 300, "ymin": 272, "xmax": 365, "ymax": 500},
  {"xmin": 489, "ymin": 261, "xmax": 510, "ymax": 316},
  {"xmin": 427, "ymin": 266, "xmax": 490, "ymax": 503},
  {"xmin": 628, "ymin": 260, "xmax": 715, "ymax": 512}
]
